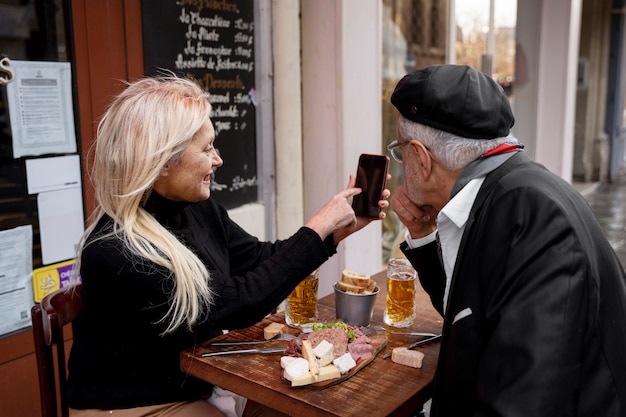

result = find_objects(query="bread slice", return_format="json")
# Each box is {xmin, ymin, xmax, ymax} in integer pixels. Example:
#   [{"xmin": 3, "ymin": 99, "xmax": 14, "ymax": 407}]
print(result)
[
  {"xmin": 391, "ymin": 348, "xmax": 424, "ymax": 368},
  {"xmin": 336, "ymin": 280, "xmax": 367, "ymax": 294},
  {"xmin": 341, "ymin": 269, "xmax": 372, "ymax": 287},
  {"xmin": 264, "ymin": 322, "xmax": 286, "ymax": 340}
]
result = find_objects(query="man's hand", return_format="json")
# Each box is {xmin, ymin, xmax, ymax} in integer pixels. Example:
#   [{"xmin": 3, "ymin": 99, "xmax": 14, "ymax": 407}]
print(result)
[{"xmin": 390, "ymin": 185, "xmax": 437, "ymax": 239}]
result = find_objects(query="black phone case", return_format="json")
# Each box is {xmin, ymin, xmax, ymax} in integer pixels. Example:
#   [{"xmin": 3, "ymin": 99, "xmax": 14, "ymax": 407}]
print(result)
[{"xmin": 352, "ymin": 154, "xmax": 389, "ymax": 218}]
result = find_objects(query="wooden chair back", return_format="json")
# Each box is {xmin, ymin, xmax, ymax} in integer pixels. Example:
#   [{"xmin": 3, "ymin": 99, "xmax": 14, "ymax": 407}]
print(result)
[{"xmin": 31, "ymin": 284, "xmax": 82, "ymax": 417}]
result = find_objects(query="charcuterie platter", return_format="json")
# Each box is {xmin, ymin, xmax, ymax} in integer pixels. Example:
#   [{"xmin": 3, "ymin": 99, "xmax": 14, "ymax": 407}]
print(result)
[{"xmin": 279, "ymin": 322, "xmax": 388, "ymax": 389}]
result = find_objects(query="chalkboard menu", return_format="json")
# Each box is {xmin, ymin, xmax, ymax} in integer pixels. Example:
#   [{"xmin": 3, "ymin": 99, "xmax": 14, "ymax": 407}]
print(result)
[{"xmin": 141, "ymin": 0, "xmax": 258, "ymax": 209}]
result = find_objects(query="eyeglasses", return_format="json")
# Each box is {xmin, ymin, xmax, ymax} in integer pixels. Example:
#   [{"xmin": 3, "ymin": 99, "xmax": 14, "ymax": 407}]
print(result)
[{"xmin": 387, "ymin": 139, "xmax": 411, "ymax": 163}]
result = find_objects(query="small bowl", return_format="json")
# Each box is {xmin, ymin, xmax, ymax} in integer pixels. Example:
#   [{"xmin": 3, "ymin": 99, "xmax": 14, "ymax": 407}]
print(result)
[{"xmin": 334, "ymin": 283, "xmax": 379, "ymax": 327}]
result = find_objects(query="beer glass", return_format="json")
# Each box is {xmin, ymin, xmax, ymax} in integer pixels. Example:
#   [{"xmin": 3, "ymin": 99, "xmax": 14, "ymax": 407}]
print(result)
[
  {"xmin": 383, "ymin": 258, "xmax": 417, "ymax": 327},
  {"xmin": 285, "ymin": 269, "xmax": 319, "ymax": 327}
]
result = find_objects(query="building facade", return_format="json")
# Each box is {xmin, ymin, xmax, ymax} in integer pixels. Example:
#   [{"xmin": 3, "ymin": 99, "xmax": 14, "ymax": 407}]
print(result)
[{"xmin": 0, "ymin": 0, "xmax": 624, "ymax": 415}]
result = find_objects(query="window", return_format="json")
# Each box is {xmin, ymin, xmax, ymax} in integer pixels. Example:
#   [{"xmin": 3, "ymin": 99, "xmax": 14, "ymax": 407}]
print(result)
[{"xmin": 0, "ymin": 0, "xmax": 76, "ymax": 269}]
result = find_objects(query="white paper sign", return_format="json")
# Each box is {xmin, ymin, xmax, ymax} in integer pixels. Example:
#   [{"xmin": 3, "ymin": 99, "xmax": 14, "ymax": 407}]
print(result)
[
  {"xmin": 25, "ymin": 155, "xmax": 82, "ymax": 194},
  {"xmin": 6, "ymin": 60, "xmax": 77, "ymax": 158},
  {"xmin": 0, "ymin": 226, "xmax": 34, "ymax": 336},
  {"xmin": 37, "ymin": 188, "xmax": 85, "ymax": 265}
]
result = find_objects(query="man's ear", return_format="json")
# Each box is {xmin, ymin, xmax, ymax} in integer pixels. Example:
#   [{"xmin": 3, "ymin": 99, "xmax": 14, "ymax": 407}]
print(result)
[{"xmin": 410, "ymin": 140, "xmax": 433, "ymax": 179}]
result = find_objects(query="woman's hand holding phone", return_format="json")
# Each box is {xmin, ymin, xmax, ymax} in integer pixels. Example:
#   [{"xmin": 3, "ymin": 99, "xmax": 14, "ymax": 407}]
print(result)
[
  {"xmin": 351, "ymin": 154, "xmax": 390, "ymax": 218},
  {"xmin": 305, "ymin": 154, "xmax": 391, "ymax": 245}
]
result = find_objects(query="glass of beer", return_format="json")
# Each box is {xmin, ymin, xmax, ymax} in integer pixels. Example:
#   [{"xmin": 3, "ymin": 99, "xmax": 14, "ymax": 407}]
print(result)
[
  {"xmin": 285, "ymin": 269, "xmax": 319, "ymax": 327},
  {"xmin": 384, "ymin": 258, "xmax": 417, "ymax": 327}
]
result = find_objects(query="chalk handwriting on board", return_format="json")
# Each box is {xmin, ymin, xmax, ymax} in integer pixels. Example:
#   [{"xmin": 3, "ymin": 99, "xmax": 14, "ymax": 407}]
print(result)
[
  {"xmin": 142, "ymin": 0, "xmax": 258, "ymax": 209},
  {"xmin": 230, "ymin": 175, "xmax": 258, "ymax": 191}
]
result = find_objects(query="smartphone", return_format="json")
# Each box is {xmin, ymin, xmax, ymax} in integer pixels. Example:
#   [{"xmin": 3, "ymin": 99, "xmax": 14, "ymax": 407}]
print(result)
[{"xmin": 351, "ymin": 153, "xmax": 390, "ymax": 218}]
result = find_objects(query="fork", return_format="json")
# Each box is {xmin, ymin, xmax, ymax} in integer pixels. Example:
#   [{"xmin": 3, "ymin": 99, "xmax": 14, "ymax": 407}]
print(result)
[
  {"xmin": 210, "ymin": 333, "xmax": 302, "ymax": 346},
  {"xmin": 366, "ymin": 325, "xmax": 438, "ymax": 338}
]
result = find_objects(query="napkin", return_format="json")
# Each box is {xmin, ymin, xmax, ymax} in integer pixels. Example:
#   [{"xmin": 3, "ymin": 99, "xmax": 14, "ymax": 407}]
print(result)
[{"xmin": 207, "ymin": 386, "xmax": 247, "ymax": 417}]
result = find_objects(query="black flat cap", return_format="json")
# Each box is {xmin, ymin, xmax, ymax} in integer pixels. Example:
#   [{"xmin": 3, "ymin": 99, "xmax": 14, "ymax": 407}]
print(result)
[{"xmin": 390, "ymin": 64, "xmax": 514, "ymax": 139}]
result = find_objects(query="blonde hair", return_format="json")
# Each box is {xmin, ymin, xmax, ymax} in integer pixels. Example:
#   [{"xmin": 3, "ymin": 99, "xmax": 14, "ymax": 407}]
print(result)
[{"xmin": 77, "ymin": 75, "xmax": 214, "ymax": 334}]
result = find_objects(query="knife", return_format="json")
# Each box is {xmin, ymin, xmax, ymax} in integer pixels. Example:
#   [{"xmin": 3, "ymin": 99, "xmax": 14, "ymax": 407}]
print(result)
[
  {"xmin": 365, "ymin": 326, "xmax": 438, "ymax": 338},
  {"xmin": 201, "ymin": 347, "xmax": 287, "ymax": 357},
  {"xmin": 383, "ymin": 334, "xmax": 442, "ymax": 359},
  {"xmin": 385, "ymin": 331, "xmax": 440, "ymax": 338},
  {"xmin": 210, "ymin": 340, "xmax": 274, "ymax": 346}
]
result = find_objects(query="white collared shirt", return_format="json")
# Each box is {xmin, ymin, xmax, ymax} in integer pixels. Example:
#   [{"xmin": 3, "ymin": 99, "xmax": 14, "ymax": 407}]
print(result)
[{"xmin": 405, "ymin": 177, "xmax": 485, "ymax": 313}]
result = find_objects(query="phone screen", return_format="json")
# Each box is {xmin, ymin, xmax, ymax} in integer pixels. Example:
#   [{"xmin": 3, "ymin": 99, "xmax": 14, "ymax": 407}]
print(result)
[{"xmin": 352, "ymin": 154, "xmax": 389, "ymax": 218}]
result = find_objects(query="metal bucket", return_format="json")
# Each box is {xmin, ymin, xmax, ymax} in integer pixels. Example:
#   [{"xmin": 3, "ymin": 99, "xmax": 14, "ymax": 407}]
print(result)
[{"xmin": 334, "ymin": 283, "xmax": 379, "ymax": 327}]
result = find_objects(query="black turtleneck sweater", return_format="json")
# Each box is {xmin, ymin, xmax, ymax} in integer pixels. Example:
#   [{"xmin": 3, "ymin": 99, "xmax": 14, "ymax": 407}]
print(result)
[{"xmin": 67, "ymin": 193, "xmax": 336, "ymax": 409}]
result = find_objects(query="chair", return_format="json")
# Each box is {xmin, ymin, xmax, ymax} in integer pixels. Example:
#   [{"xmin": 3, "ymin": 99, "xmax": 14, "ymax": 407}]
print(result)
[{"xmin": 31, "ymin": 283, "xmax": 82, "ymax": 417}]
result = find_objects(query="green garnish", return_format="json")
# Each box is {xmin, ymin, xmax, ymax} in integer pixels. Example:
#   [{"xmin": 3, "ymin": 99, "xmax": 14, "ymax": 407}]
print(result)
[{"xmin": 311, "ymin": 320, "xmax": 358, "ymax": 341}]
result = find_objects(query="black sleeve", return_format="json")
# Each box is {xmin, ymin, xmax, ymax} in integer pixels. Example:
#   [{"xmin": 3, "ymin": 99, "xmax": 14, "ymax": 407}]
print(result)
[
  {"xmin": 206, "ymin": 227, "xmax": 333, "ymax": 329},
  {"xmin": 401, "ymin": 240, "xmax": 446, "ymax": 315}
]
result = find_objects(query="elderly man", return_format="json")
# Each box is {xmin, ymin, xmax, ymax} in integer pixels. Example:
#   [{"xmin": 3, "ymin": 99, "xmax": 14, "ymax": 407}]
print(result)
[{"xmin": 389, "ymin": 64, "xmax": 626, "ymax": 417}]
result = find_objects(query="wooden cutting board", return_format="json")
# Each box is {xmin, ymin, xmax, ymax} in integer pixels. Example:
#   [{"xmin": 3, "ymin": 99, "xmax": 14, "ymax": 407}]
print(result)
[{"xmin": 282, "ymin": 327, "xmax": 388, "ymax": 389}]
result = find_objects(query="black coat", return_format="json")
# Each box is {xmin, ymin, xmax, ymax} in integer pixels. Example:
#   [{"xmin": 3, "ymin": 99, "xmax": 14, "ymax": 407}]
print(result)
[
  {"xmin": 403, "ymin": 153, "xmax": 626, "ymax": 417},
  {"xmin": 68, "ymin": 193, "xmax": 335, "ymax": 409}
]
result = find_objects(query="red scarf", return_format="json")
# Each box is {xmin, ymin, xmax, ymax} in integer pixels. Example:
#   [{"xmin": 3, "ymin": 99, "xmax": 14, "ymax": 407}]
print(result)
[{"xmin": 482, "ymin": 143, "xmax": 524, "ymax": 157}]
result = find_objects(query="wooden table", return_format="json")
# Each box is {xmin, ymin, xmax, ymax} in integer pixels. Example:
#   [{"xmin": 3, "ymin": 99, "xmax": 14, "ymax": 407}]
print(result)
[{"xmin": 180, "ymin": 270, "xmax": 443, "ymax": 417}]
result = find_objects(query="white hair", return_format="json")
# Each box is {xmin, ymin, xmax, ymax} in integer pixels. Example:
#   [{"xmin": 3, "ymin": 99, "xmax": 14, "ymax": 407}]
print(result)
[{"xmin": 397, "ymin": 115, "xmax": 519, "ymax": 171}]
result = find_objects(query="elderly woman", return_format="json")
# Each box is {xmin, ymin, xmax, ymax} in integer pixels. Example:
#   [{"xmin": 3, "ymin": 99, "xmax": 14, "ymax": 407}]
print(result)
[{"xmin": 67, "ymin": 75, "xmax": 388, "ymax": 417}]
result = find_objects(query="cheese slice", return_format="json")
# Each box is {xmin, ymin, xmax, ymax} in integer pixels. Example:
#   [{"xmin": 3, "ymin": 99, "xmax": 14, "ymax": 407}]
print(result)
[
  {"xmin": 313, "ymin": 340, "xmax": 334, "ymax": 367},
  {"xmin": 332, "ymin": 352, "xmax": 357, "ymax": 374},
  {"xmin": 291, "ymin": 364, "xmax": 341, "ymax": 387},
  {"xmin": 284, "ymin": 357, "xmax": 310, "ymax": 381},
  {"xmin": 302, "ymin": 340, "xmax": 319, "ymax": 377},
  {"xmin": 280, "ymin": 356, "xmax": 298, "ymax": 370}
]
